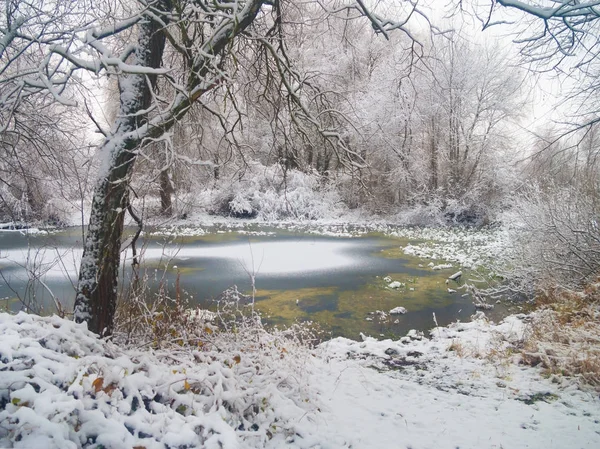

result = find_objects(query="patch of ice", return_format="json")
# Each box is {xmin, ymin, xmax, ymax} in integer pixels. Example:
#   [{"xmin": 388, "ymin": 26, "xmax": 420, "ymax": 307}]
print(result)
[
  {"xmin": 390, "ymin": 306, "xmax": 407, "ymax": 315},
  {"xmin": 432, "ymin": 263, "xmax": 453, "ymax": 270}
]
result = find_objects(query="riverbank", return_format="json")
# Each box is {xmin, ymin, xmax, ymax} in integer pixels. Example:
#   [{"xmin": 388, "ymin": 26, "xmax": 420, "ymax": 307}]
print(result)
[{"xmin": 1, "ymin": 310, "xmax": 598, "ymax": 448}]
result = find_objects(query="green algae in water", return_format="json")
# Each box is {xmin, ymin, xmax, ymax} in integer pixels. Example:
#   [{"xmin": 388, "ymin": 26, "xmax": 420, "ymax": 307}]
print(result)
[
  {"xmin": 248, "ymin": 231, "xmax": 486, "ymax": 339},
  {"xmin": 252, "ymin": 270, "xmax": 471, "ymax": 340},
  {"xmin": 254, "ymin": 287, "xmax": 339, "ymax": 327},
  {"xmin": 0, "ymin": 225, "xmax": 509, "ymax": 339}
]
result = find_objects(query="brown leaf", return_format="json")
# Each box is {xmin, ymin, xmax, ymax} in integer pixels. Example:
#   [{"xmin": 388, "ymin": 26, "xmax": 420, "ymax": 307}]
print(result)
[
  {"xmin": 92, "ymin": 377, "xmax": 104, "ymax": 393},
  {"xmin": 103, "ymin": 383, "xmax": 118, "ymax": 395},
  {"xmin": 233, "ymin": 355, "xmax": 241, "ymax": 364}
]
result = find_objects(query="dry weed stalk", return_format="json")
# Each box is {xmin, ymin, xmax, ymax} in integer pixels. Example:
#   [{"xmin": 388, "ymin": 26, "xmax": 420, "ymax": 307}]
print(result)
[{"xmin": 114, "ymin": 269, "xmax": 216, "ymax": 348}]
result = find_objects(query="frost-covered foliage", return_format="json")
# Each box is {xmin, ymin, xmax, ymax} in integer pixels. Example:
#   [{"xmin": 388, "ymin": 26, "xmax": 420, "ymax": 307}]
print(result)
[
  {"xmin": 196, "ymin": 164, "xmax": 347, "ymax": 221},
  {"xmin": 389, "ymin": 176, "xmax": 512, "ymax": 227},
  {"xmin": 391, "ymin": 200, "xmax": 447, "ymax": 227},
  {"xmin": 0, "ymin": 97, "xmax": 94, "ymax": 226},
  {"xmin": 0, "ymin": 311, "xmax": 318, "ymax": 448},
  {"xmin": 116, "ymin": 4, "xmax": 524, "ymax": 227},
  {"xmin": 507, "ymin": 185, "xmax": 600, "ymax": 289},
  {"xmin": 1, "ymin": 0, "xmax": 525, "ymax": 229},
  {"xmin": 2, "ymin": 310, "xmax": 600, "ymax": 448}
]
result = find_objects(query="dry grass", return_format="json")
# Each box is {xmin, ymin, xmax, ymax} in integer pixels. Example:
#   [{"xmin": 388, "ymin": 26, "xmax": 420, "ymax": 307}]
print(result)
[
  {"xmin": 113, "ymin": 269, "xmax": 321, "ymax": 357},
  {"xmin": 114, "ymin": 270, "xmax": 217, "ymax": 348},
  {"xmin": 521, "ymin": 279, "xmax": 600, "ymax": 388},
  {"xmin": 447, "ymin": 339, "xmax": 467, "ymax": 357}
]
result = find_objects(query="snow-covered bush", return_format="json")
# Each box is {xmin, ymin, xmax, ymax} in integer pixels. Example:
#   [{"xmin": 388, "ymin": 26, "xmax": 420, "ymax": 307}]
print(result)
[
  {"xmin": 443, "ymin": 197, "xmax": 491, "ymax": 227},
  {"xmin": 0, "ymin": 310, "xmax": 319, "ymax": 449},
  {"xmin": 390, "ymin": 187, "xmax": 504, "ymax": 228},
  {"xmin": 0, "ymin": 186, "xmax": 31, "ymax": 223},
  {"xmin": 508, "ymin": 185, "xmax": 600, "ymax": 289},
  {"xmin": 392, "ymin": 199, "xmax": 447, "ymax": 227},
  {"xmin": 206, "ymin": 163, "xmax": 347, "ymax": 221}
]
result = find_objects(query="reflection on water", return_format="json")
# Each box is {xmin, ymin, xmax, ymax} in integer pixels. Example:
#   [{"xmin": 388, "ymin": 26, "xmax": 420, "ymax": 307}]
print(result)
[
  {"xmin": 148, "ymin": 240, "xmax": 359, "ymax": 274},
  {"xmin": 0, "ymin": 227, "xmax": 509, "ymax": 339}
]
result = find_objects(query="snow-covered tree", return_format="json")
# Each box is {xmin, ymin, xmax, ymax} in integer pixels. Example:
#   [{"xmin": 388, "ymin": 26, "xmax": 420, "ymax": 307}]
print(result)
[{"xmin": 2, "ymin": 0, "xmax": 432, "ymax": 335}]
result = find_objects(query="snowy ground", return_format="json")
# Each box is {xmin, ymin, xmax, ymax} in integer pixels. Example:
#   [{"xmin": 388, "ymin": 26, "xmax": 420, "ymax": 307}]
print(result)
[{"xmin": 1, "ymin": 312, "xmax": 598, "ymax": 449}]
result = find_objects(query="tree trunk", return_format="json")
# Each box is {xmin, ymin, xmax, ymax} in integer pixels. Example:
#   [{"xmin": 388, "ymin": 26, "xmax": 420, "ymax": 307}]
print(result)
[
  {"xmin": 74, "ymin": 11, "xmax": 168, "ymax": 336},
  {"xmin": 430, "ymin": 117, "xmax": 438, "ymax": 192},
  {"xmin": 73, "ymin": 0, "xmax": 265, "ymax": 336},
  {"xmin": 73, "ymin": 152, "xmax": 133, "ymax": 336},
  {"xmin": 159, "ymin": 168, "xmax": 173, "ymax": 216}
]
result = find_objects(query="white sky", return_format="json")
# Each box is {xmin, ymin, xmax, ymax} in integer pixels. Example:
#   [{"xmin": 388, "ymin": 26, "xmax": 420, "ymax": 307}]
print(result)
[{"xmin": 409, "ymin": 0, "xmax": 576, "ymax": 143}]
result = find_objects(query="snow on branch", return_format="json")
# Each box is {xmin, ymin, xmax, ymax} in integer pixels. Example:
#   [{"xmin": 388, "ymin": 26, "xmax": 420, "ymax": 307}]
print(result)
[
  {"xmin": 497, "ymin": 0, "xmax": 600, "ymax": 20},
  {"xmin": 491, "ymin": 0, "xmax": 600, "ymax": 78}
]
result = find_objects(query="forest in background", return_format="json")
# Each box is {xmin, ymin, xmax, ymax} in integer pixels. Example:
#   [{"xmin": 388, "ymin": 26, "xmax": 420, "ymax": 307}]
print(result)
[
  {"xmin": 2, "ymin": 5, "xmax": 600, "ymax": 447},
  {"xmin": 4, "ymin": 1, "xmax": 595, "ymax": 227}
]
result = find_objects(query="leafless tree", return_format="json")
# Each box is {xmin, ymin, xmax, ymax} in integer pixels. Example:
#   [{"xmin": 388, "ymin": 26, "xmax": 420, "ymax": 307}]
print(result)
[{"xmin": 2, "ymin": 0, "xmax": 434, "ymax": 335}]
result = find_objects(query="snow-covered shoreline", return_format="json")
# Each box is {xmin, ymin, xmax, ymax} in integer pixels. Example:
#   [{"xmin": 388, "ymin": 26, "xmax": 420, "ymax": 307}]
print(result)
[
  {"xmin": 144, "ymin": 219, "xmax": 515, "ymax": 271},
  {"xmin": 1, "ymin": 311, "xmax": 598, "ymax": 448},
  {"xmin": 6, "ymin": 218, "xmax": 596, "ymax": 448}
]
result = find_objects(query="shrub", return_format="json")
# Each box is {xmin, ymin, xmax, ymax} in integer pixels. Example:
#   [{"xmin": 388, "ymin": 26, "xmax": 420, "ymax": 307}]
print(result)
[
  {"xmin": 206, "ymin": 163, "xmax": 347, "ymax": 221},
  {"xmin": 508, "ymin": 185, "xmax": 600, "ymax": 289}
]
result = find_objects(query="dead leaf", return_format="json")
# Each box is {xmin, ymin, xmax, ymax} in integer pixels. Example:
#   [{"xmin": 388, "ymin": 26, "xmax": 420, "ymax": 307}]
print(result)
[
  {"xmin": 184, "ymin": 379, "xmax": 191, "ymax": 391},
  {"xmin": 92, "ymin": 377, "xmax": 104, "ymax": 393},
  {"xmin": 103, "ymin": 383, "xmax": 117, "ymax": 395},
  {"xmin": 233, "ymin": 355, "xmax": 241, "ymax": 364}
]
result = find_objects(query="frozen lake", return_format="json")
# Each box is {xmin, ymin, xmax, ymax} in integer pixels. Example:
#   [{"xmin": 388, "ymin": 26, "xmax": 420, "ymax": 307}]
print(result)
[{"xmin": 0, "ymin": 226, "xmax": 499, "ymax": 339}]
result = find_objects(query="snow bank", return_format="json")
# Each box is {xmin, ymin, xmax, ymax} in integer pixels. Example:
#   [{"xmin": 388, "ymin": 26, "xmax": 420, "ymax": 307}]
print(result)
[
  {"xmin": 0, "ymin": 312, "xmax": 317, "ymax": 449},
  {"xmin": 393, "ymin": 226, "xmax": 512, "ymax": 270},
  {"xmin": 2, "ymin": 312, "xmax": 600, "ymax": 448},
  {"xmin": 317, "ymin": 315, "xmax": 600, "ymax": 448}
]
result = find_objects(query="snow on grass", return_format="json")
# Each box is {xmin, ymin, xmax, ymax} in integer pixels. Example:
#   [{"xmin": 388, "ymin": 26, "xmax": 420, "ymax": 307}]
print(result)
[
  {"xmin": 2, "ymin": 312, "xmax": 600, "ymax": 448},
  {"xmin": 392, "ymin": 226, "xmax": 513, "ymax": 270},
  {"xmin": 0, "ymin": 312, "xmax": 317, "ymax": 449},
  {"xmin": 318, "ymin": 315, "xmax": 600, "ymax": 448}
]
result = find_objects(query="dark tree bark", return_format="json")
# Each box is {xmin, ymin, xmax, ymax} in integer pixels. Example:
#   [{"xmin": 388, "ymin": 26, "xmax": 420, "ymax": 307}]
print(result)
[
  {"xmin": 73, "ymin": 8, "xmax": 170, "ymax": 336},
  {"xmin": 159, "ymin": 168, "xmax": 173, "ymax": 216},
  {"xmin": 429, "ymin": 117, "xmax": 438, "ymax": 193}
]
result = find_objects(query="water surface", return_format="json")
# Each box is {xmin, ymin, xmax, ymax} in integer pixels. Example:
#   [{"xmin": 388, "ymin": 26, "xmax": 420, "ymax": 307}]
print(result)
[{"xmin": 0, "ymin": 226, "xmax": 506, "ymax": 339}]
